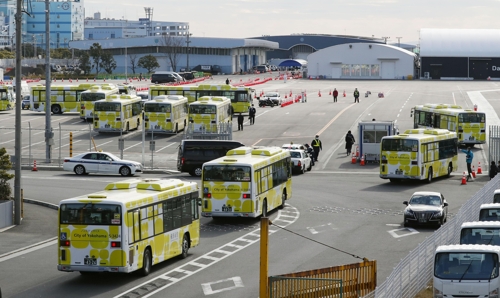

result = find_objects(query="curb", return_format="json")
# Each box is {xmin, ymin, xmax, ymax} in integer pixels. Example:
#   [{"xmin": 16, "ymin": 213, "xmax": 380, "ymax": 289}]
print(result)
[{"xmin": 23, "ymin": 198, "xmax": 59, "ymax": 210}]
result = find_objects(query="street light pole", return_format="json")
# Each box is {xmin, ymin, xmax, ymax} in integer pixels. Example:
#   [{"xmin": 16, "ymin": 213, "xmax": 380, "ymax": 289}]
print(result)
[
  {"xmin": 396, "ymin": 37, "xmax": 402, "ymax": 48},
  {"xmin": 45, "ymin": 0, "xmax": 53, "ymax": 163},
  {"xmin": 186, "ymin": 33, "xmax": 192, "ymax": 71},
  {"xmin": 14, "ymin": 0, "xmax": 22, "ymax": 225}
]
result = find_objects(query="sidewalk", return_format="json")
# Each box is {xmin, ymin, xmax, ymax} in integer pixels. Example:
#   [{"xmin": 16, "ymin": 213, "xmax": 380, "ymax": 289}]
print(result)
[{"xmin": 0, "ymin": 203, "xmax": 57, "ymax": 256}]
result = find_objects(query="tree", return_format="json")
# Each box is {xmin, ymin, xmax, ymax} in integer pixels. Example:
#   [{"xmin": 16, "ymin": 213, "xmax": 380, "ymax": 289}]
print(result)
[
  {"xmin": 159, "ymin": 35, "xmax": 185, "ymax": 71},
  {"xmin": 0, "ymin": 50, "xmax": 15, "ymax": 59},
  {"xmin": 51, "ymin": 48, "xmax": 72, "ymax": 59},
  {"xmin": 89, "ymin": 43, "xmax": 103, "ymax": 75},
  {"xmin": 129, "ymin": 54, "xmax": 138, "ymax": 74},
  {"xmin": 138, "ymin": 55, "xmax": 160, "ymax": 73},
  {"xmin": 78, "ymin": 52, "xmax": 92, "ymax": 76},
  {"xmin": 101, "ymin": 51, "xmax": 117, "ymax": 74},
  {"xmin": 0, "ymin": 148, "xmax": 14, "ymax": 200}
]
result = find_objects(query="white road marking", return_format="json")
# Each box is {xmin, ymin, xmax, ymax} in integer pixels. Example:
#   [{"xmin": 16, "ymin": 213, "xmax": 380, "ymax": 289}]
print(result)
[
  {"xmin": 114, "ymin": 205, "xmax": 300, "ymax": 298},
  {"xmin": 307, "ymin": 223, "xmax": 336, "ymax": 234},
  {"xmin": 388, "ymin": 227, "xmax": 419, "ymax": 238},
  {"xmin": 201, "ymin": 276, "xmax": 244, "ymax": 295},
  {"xmin": 155, "ymin": 142, "xmax": 176, "ymax": 153},
  {"xmin": 0, "ymin": 237, "xmax": 57, "ymax": 263},
  {"xmin": 124, "ymin": 142, "xmax": 142, "ymax": 150},
  {"xmin": 386, "ymin": 224, "xmax": 402, "ymax": 227}
]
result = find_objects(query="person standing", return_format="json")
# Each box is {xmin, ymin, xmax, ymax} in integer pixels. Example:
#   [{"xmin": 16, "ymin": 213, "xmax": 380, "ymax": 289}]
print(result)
[
  {"xmin": 248, "ymin": 104, "xmax": 256, "ymax": 125},
  {"xmin": 226, "ymin": 78, "xmax": 230, "ymax": 85},
  {"xmin": 490, "ymin": 161, "xmax": 499, "ymax": 180},
  {"xmin": 353, "ymin": 88, "xmax": 360, "ymax": 103},
  {"xmin": 345, "ymin": 130, "xmax": 355, "ymax": 156},
  {"xmin": 461, "ymin": 147, "xmax": 474, "ymax": 181},
  {"xmin": 311, "ymin": 135, "xmax": 322, "ymax": 162},
  {"xmin": 333, "ymin": 88, "xmax": 339, "ymax": 103},
  {"xmin": 237, "ymin": 113, "xmax": 244, "ymax": 131}
]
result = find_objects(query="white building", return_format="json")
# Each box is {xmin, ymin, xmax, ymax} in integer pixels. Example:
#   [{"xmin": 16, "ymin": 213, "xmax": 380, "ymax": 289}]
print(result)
[{"xmin": 307, "ymin": 43, "xmax": 417, "ymax": 79}]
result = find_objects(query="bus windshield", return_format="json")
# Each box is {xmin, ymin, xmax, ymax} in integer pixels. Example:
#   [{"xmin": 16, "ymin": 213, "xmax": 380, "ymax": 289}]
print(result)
[
  {"xmin": 0, "ymin": 91, "xmax": 9, "ymax": 100},
  {"xmin": 60, "ymin": 203, "xmax": 122, "ymax": 225},
  {"xmin": 203, "ymin": 165, "xmax": 251, "ymax": 181},
  {"xmin": 95, "ymin": 102, "xmax": 120, "ymax": 112},
  {"xmin": 190, "ymin": 105, "xmax": 216, "ymax": 114},
  {"xmin": 145, "ymin": 103, "xmax": 171, "ymax": 113},
  {"xmin": 81, "ymin": 93, "xmax": 105, "ymax": 102},
  {"xmin": 460, "ymin": 228, "xmax": 500, "ymax": 245},
  {"xmin": 381, "ymin": 139, "xmax": 418, "ymax": 152},
  {"xmin": 479, "ymin": 209, "xmax": 500, "ymax": 221},
  {"xmin": 435, "ymin": 252, "xmax": 499, "ymax": 280},
  {"xmin": 459, "ymin": 113, "xmax": 485, "ymax": 123}
]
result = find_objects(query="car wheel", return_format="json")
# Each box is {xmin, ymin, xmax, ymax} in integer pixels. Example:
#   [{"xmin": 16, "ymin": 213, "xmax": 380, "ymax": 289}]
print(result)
[
  {"xmin": 301, "ymin": 165, "xmax": 306, "ymax": 174},
  {"xmin": 278, "ymin": 192, "xmax": 286, "ymax": 209},
  {"xmin": 438, "ymin": 216, "xmax": 445, "ymax": 227},
  {"xmin": 189, "ymin": 167, "xmax": 202, "ymax": 177},
  {"xmin": 427, "ymin": 168, "xmax": 433, "ymax": 183},
  {"xmin": 74, "ymin": 165, "xmax": 86, "ymax": 175},
  {"xmin": 119, "ymin": 166, "xmax": 131, "ymax": 176},
  {"xmin": 51, "ymin": 105, "xmax": 61, "ymax": 114},
  {"xmin": 307, "ymin": 162, "xmax": 312, "ymax": 171},
  {"xmin": 262, "ymin": 200, "xmax": 268, "ymax": 217},
  {"xmin": 180, "ymin": 234, "xmax": 189, "ymax": 259},
  {"xmin": 139, "ymin": 248, "xmax": 152, "ymax": 276},
  {"xmin": 403, "ymin": 221, "xmax": 409, "ymax": 227}
]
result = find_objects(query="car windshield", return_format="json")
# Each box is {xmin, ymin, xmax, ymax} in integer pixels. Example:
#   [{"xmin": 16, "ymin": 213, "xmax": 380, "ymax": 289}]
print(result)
[
  {"xmin": 265, "ymin": 93, "xmax": 278, "ymax": 97},
  {"xmin": 479, "ymin": 208, "xmax": 500, "ymax": 221},
  {"xmin": 290, "ymin": 152, "xmax": 302, "ymax": 158},
  {"xmin": 435, "ymin": 252, "xmax": 499, "ymax": 280},
  {"xmin": 409, "ymin": 195, "xmax": 441, "ymax": 206}
]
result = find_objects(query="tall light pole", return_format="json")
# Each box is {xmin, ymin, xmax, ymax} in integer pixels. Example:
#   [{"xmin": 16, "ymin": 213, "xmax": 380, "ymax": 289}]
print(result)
[
  {"xmin": 186, "ymin": 32, "xmax": 192, "ymax": 71},
  {"xmin": 45, "ymin": 0, "xmax": 53, "ymax": 163},
  {"xmin": 396, "ymin": 37, "xmax": 402, "ymax": 48},
  {"xmin": 14, "ymin": 0, "xmax": 22, "ymax": 225},
  {"xmin": 123, "ymin": 18, "xmax": 127, "ymax": 82}
]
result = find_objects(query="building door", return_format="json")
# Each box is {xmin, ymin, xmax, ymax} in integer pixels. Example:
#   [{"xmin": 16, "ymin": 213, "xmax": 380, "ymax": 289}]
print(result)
[
  {"xmin": 430, "ymin": 65, "xmax": 441, "ymax": 80},
  {"xmin": 381, "ymin": 61, "xmax": 395, "ymax": 79},
  {"xmin": 331, "ymin": 65, "xmax": 341, "ymax": 79},
  {"xmin": 470, "ymin": 60, "xmax": 489, "ymax": 80}
]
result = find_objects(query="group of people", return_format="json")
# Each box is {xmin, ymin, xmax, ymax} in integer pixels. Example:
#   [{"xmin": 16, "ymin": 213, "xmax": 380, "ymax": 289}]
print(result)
[
  {"xmin": 236, "ymin": 104, "xmax": 257, "ymax": 131},
  {"xmin": 462, "ymin": 147, "xmax": 499, "ymax": 181},
  {"xmin": 332, "ymin": 88, "xmax": 361, "ymax": 103}
]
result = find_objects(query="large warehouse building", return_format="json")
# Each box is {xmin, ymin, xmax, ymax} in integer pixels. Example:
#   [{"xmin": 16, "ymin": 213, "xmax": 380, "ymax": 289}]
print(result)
[{"xmin": 420, "ymin": 28, "xmax": 500, "ymax": 80}]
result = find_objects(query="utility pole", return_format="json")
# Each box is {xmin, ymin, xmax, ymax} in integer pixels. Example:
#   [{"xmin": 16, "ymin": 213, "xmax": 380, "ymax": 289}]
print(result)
[
  {"xmin": 45, "ymin": 0, "xmax": 53, "ymax": 163},
  {"xmin": 381, "ymin": 36, "xmax": 390, "ymax": 44},
  {"xmin": 396, "ymin": 37, "xmax": 402, "ymax": 48},
  {"xmin": 186, "ymin": 32, "xmax": 192, "ymax": 71},
  {"xmin": 14, "ymin": 0, "xmax": 22, "ymax": 225}
]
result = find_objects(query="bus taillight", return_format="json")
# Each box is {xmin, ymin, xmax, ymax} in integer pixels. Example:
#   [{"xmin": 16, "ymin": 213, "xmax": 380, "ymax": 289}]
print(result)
[
  {"xmin": 61, "ymin": 240, "xmax": 70, "ymax": 247},
  {"xmin": 204, "ymin": 193, "xmax": 211, "ymax": 198},
  {"xmin": 111, "ymin": 241, "xmax": 121, "ymax": 248},
  {"xmin": 81, "ymin": 105, "xmax": 85, "ymax": 110},
  {"xmin": 242, "ymin": 193, "xmax": 251, "ymax": 199}
]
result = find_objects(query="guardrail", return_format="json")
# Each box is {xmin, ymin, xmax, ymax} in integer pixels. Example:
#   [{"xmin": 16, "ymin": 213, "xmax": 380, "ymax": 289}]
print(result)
[{"xmin": 363, "ymin": 176, "xmax": 500, "ymax": 298}]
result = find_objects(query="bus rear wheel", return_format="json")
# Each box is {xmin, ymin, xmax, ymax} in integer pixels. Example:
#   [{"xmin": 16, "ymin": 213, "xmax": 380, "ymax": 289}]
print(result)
[
  {"xmin": 51, "ymin": 105, "xmax": 61, "ymax": 114},
  {"xmin": 279, "ymin": 192, "xmax": 286, "ymax": 209},
  {"xmin": 125, "ymin": 123, "xmax": 129, "ymax": 133},
  {"xmin": 262, "ymin": 200, "xmax": 268, "ymax": 217},
  {"xmin": 174, "ymin": 123, "xmax": 178, "ymax": 134},
  {"xmin": 427, "ymin": 168, "xmax": 433, "ymax": 183},
  {"xmin": 180, "ymin": 234, "xmax": 189, "ymax": 259},
  {"xmin": 447, "ymin": 164, "xmax": 452, "ymax": 177},
  {"xmin": 139, "ymin": 248, "xmax": 152, "ymax": 276}
]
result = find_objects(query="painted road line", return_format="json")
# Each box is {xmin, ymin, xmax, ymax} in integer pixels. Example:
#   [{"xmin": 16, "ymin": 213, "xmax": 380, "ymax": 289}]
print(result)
[
  {"xmin": 0, "ymin": 237, "xmax": 57, "ymax": 263},
  {"xmin": 114, "ymin": 205, "xmax": 300, "ymax": 298},
  {"xmin": 155, "ymin": 142, "xmax": 176, "ymax": 153},
  {"xmin": 124, "ymin": 142, "xmax": 143, "ymax": 151},
  {"xmin": 316, "ymin": 103, "xmax": 356, "ymax": 136}
]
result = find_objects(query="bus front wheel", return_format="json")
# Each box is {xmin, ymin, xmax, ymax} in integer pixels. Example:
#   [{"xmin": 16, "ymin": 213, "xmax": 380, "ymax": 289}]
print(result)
[
  {"xmin": 447, "ymin": 164, "xmax": 453, "ymax": 177},
  {"xmin": 139, "ymin": 248, "xmax": 152, "ymax": 276},
  {"xmin": 262, "ymin": 200, "xmax": 268, "ymax": 217},
  {"xmin": 51, "ymin": 105, "xmax": 61, "ymax": 114},
  {"xmin": 427, "ymin": 168, "xmax": 433, "ymax": 183},
  {"xmin": 180, "ymin": 234, "xmax": 190, "ymax": 259},
  {"xmin": 279, "ymin": 192, "xmax": 287, "ymax": 209}
]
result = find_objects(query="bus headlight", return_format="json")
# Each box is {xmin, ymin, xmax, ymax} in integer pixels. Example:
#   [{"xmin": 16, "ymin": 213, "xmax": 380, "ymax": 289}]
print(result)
[
  {"xmin": 433, "ymin": 287, "xmax": 443, "ymax": 298},
  {"xmin": 490, "ymin": 288, "xmax": 499, "ymax": 298}
]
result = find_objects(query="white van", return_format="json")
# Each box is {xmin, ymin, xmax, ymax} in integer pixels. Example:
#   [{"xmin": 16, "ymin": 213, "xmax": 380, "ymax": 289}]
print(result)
[{"xmin": 12, "ymin": 81, "xmax": 30, "ymax": 97}]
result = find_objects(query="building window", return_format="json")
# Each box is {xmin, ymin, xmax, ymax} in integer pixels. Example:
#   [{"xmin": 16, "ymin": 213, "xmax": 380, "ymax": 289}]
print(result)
[
  {"xmin": 89, "ymin": 33, "xmax": 93, "ymax": 39},
  {"xmin": 111, "ymin": 33, "xmax": 115, "ymax": 38},
  {"xmin": 371, "ymin": 64, "xmax": 379, "ymax": 76}
]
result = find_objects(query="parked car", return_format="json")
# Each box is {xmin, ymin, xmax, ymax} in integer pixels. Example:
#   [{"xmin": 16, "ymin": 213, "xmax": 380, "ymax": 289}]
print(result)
[
  {"xmin": 256, "ymin": 65, "xmax": 269, "ymax": 73},
  {"xmin": 63, "ymin": 151, "xmax": 143, "ymax": 176},
  {"xmin": 403, "ymin": 191, "xmax": 448, "ymax": 227},
  {"xmin": 22, "ymin": 95, "xmax": 30, "ymax": 110},
  {"xmin": 261, "ymin": 92, "xmax": 282, "ymax": 105},
  {"xmin": 151, "ymin": 73, "xmax": 178, "ymax": 84},
  {"xmin": 287, "ymin": 149, "xmax": 312, "ymax": 174}
]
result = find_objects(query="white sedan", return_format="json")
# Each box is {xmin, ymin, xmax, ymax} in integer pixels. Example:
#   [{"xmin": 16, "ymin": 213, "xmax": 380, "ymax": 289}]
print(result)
[
  {"xmin": 288, "ymin": 149, "xmax": 312, "ymax": 174},
  {"xmin": 262, "ymin": 92, "xmax": 282, "ymax": 105},
  {"xmin": 63, "ymin": 152, "xmax": 143, "ymax": 176}
]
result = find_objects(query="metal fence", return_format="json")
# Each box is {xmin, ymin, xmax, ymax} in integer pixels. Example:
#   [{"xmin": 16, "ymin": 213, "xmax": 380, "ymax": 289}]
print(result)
[
  {"xmin": 489, "ymin": 125, "xmax": 500, "ymax": 168},
  {"xmin": 362, "ymin": 175, "xmax": 500, "ymax": 298}
]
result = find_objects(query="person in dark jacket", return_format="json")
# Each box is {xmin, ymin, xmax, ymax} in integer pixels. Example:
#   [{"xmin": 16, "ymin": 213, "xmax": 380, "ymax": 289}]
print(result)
[
  {"xmin": 490, "ymin": 161, "xmax": 499, "ymax": 180},
  {"xmin": 304, "ymin": 144, "xmax": 315, "ymax": 166},
  {"xmin": 311, "ymin": 135, "xmax": 322, "ymax": 162},
  {"xmin": 332, "ymin": 88, "xmax": 339, "ymax": 103},
  {"xmin": 248, "ymin": 104, "xmax": 256, "ymax": 125},
  {"xmin": 461, "ymin": 147, "xmax": 474, "ymax": 181},
  {"xmin": 226, "ymin": 78, "xmax": 230, "ymax": 85},
  {"xmin": 237, "ymin": 113, "xmax": 244, "ymax": 131},
  {"xmin": 353, "ymin": 88, "xmax": 360, "ymax": 103},
  {"xmin": 345, "ymin": 130, "xmax": 355, "ymax": 156}
]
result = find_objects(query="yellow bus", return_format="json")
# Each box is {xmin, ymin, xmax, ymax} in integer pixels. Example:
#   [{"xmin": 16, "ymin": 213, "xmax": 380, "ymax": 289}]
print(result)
[
  {"xmin": 0, "ymin": 84, "xmax": 15, "ymax": 111},
  {"xmin": 30, "ymin": 83, "xmax": 96, "ymax": 114},
  {"xmin": 411, "ymin": 103, "xmax": 486, "ymax": 145},
  {"xmin": 80, "ymin": 84, "xmax": 120, "ymax": 120},
  {"xmin": 57, "ymin": 178, "xmax": 200, "ymax": 276},
  {"xmin": 149, "ymin": 84, "xmax": 253, "ymax": 114},
  {"xmin": 380, "ymin": 128, "xmax": 458, "ymax": 183},
  {"xmin": 144, "ymin": 95, "xmax": 188, "ymax": 134},
  {"xmin": 188, "ymin": 96, "xmax": 232, "ymax": 133},
  {"xmin": 201, "ymin": 146, "xmax": 292, "ymax": 218},
  {"xmin": 94, "ymin": 94, "xmax": 143, "ymax": 133},
  {"xmin": 117, "ymin": 83, "xmax": 137, "ymax": 95}
]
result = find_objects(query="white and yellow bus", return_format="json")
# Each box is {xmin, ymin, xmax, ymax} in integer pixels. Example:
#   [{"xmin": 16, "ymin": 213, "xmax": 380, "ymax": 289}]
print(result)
[
  {"xmin": 188, "ymin": 96, "xmax": 232, "ymax": 133},
  {"xmin": 0, "ymin": 84, "xmax": 15, "ymax": 111},
  {"xmin": 411, "ymin": 103, "xmax": 486, "ymax": 145},
  {"xmin": 150, "ymin": 84, "xmax": 253, "ymax": 114},
  {"xmin": 144, "ymin": 95, "xmax": 188, "ymax": 134},
  {"xmin": 80, "ymin": 84, "xmax": 120, "ymax": 120},
  {"xmin": 117, "ymin": 83, "xmax": 137, "ymax": 96},
  {"xmin": 380, "ymin": 128, "xmax": 458, "ymax": 183},
  {"xmin": 94, "ymin": 94, "xmax": 143, "ymax": 133},
  {"xmin": 30, "ymin": 83, "xmax": 96, "ymax": 114},
  {"xmin": 201, "ymin": 146, "xmax": 292, "ymax": 218},
  {"xmin": 57, "ymin": 178, "xmax": 200, "ymax": 276}
]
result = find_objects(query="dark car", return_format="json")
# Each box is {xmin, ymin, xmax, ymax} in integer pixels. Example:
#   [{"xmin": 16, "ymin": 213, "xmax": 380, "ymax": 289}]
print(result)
[
  {"xmin": 403, "ymin": 191, "xmax": 448, "ymax": 227},
  {"xmin": 151, "ymin": 73, "xmax": 178, "ymax": 84}
]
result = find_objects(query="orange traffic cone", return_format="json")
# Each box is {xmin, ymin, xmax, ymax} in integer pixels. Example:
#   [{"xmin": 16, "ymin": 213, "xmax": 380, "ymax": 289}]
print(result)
[
  {"xmin": 318, "ymin": 90, "xmax": 321, "ymax": 97},
  {"xmin": 351, "ymin": 153, "xmax": 356, "ymax": 164},
  {"xmin": 360, "ymin": 155, "xmax": 365, "ymax": 166},
  {"xmin": 329, "ymin": 90, "xmax": 332, "ymax": 95},
  {"xmin": 355, "ymin": 146, "xmax": 359, "ymax": 157},
  {"xmin": 477, "ymin": 162, "xmax": 482, "ymax": 174},
  {"xmin": 461, "ymin": 171, "xmax": 467, "ymax": 185},
  {"xmin": 32, "ymin": 160, "xmax": 38, "ymax": 172},
  {"xmin": 343, "ymin": 90, "xmax": 346, "ymax": 97},
  {"xmin": 472, "ymin": 166, "xmax": 476, "ymax": 178}
]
